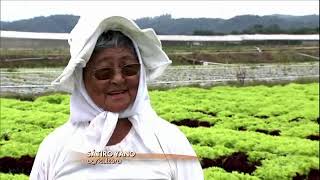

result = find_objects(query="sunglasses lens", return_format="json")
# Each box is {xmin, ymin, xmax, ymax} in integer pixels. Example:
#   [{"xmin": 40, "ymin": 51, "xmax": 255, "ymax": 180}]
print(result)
[
  {"xmin": 93, "ymin": 64, "xmax": 140, "ymax": 80},
  {"xmin": 122, "ymin": 64, "xmax": 140, "ymax": 76},
  {"xmin": 94, "ymin": 68, "xmax": 113, "ymax": 80}
]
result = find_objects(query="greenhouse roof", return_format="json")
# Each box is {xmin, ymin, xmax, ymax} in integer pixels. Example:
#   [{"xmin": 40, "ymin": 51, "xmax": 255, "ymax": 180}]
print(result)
[{"xmin": 1, "ymin": 31, "xmax": 319, "ymax": 41}]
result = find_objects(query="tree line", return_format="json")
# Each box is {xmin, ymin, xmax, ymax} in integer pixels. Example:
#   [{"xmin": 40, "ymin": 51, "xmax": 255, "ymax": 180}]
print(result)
[
  {"xmin": 1, "ymin": 14, "xmax": 319, "ymax": 35},
  {"xmin": 193, "ymin": 24, "xmax": 319, "ymax": 35}
]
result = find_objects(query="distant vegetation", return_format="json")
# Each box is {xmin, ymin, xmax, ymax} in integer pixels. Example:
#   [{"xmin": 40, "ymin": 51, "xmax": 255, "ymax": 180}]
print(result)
[
  {"xmin": 0, "ymin": 15, "xmax": 79, "ymax": 33},
  {"xmin": 0, "ymin": 14, "xmax": 318, "ymax": 35},
  {"xmin": 194, "ymin": 24, "xmax": 319, "ymax": 35}
]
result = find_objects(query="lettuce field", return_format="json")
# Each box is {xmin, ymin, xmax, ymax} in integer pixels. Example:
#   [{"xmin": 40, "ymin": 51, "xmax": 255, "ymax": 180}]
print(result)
[{"xmin": 0, "ymin": 83, "xmax": 319, "ymax": 180}]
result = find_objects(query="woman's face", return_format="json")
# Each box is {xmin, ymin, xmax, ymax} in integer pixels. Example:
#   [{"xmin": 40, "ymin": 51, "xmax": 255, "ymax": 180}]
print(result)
[{"xmin": 83, "ymin": 47, "xmax": 140, "ymax": 112}]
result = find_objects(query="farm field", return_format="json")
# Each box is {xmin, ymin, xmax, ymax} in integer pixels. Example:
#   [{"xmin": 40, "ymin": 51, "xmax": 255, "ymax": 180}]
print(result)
[
  {"xmin": 1, "ymin": 44, "xmax": 319, "ymax": 68},
  {"xmin": 0, "ymin": 83, "xmax": 319, "ymax": 179}
]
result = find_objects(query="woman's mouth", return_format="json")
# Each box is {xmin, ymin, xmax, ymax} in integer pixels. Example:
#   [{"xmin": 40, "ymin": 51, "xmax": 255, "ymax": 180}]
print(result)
[{"xmin": 106, "ymin": 90, "xmax": 128, "ymax": 100}]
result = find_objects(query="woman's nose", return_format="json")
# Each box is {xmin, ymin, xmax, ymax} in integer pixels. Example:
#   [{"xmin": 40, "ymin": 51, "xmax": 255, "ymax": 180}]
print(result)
[{"xmin": 110, "ymin": 68, "xmax": 125, "ymax": 84}]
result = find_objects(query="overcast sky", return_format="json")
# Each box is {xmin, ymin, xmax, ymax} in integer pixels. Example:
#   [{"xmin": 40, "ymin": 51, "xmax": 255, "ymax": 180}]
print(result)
[{"xmin": 1, "ymin": 0, "xmax": 319, "ymax": 22}]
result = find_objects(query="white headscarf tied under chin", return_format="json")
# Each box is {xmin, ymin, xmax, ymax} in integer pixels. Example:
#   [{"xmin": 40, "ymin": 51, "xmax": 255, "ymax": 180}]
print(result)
[
  {"xmin": 52, "ymin": 15, "xmax": 170, "ymax": 92},
  {"xmin": 51, "ymin": 16, "xmax": 172, "ymax": 153}
]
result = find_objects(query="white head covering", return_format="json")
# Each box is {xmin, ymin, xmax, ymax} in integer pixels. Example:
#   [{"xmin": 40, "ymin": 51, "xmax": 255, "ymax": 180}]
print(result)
[
  {"xmin": 51, "ymin": 16, "xmax": 172, "ymax": 153},
  {"xmin": 52, "ymin": 16, "xmax": 171, "ymax": 92}
]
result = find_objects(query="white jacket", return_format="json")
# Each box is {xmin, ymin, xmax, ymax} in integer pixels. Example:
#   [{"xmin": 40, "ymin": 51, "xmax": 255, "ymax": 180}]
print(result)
[{"xmin": 30, "ymin": 114, "xmax": 203, "ymax": 179}]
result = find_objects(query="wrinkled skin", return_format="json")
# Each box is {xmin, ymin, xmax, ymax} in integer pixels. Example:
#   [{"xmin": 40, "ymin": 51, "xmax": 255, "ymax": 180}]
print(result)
[
  {"xmin": 83, "ymin": 47, "xmax": 139, "ymax": 145},
  {"xmin": 83, "ymin": 47, "xmax": 139, "ymax": 113}
]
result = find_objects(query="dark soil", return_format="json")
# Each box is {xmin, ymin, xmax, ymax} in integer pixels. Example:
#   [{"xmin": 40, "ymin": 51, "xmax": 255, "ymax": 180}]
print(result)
[
  {"xmin": 293, "ymin": 169, "xmax": 320, "ymax": 180},
  {"xmin": 0, "ymin": 58, "xmax": 69, "ymax": 68},
  {"xmin": 193, "ymin": 110, "xmax": 217, "ymax": 117},
  {"xmin": 200, "ymin": 152, "xmax": 261, "ymax": 174},
  {"xmin": 306, "ymin": 134, "xmax": 320, "ymax": 141},
  {"xmin": 238, "ymin": 126, "xmax": 247, "ymax": 131},
  {"xmin": 0, "ymin": 155, "xmax": 34, "ymax": 175},
  {"xmin": 171, "ymin": 119, "xmax": 212, "ymax": 127},
  {"xmin": 254, "ymin": 115, "xmax": 269, "ymax": 119},
  {"xmin": 255, "ymin": 129, "xmax": 281, "ymax": 136},
  {"xmin": 237, "ymin": 127, "xmax": 280, "ymax": 136},
  {"xmin": 289, "ymin": 117, "xmax": 304, "ymax": 122},
  {"xmin": 186, "ymin": 50, "xmax": 319, "ymax": 64},
  {"xmin": 2, "ymin": 133, "xmax": 10, "ymax": 141}
]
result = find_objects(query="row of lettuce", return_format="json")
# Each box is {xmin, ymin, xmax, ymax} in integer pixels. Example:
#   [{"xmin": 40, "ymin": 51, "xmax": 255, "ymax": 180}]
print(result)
[{"xmin": 1, "ymin": 83, "xmax": 319, "ymax": 179}]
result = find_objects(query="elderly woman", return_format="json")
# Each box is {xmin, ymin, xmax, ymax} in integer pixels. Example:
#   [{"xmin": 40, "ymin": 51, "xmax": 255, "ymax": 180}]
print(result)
[{"xmin": 30, "ymin": 16, "xmax": 203, "ymax": 180}]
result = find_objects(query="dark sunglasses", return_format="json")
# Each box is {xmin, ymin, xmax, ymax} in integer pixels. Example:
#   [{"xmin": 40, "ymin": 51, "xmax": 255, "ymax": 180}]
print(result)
[{"xmin": 91, "ymin": 63, "xmax": 140, "ymax": 80}]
